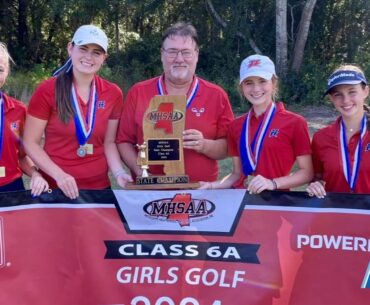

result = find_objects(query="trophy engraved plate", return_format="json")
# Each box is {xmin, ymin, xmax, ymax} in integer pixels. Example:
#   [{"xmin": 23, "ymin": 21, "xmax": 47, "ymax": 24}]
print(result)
[
  {"xmin": 147, "ymin": 139, "xmax": 180, "ymax": 161},
  {"xmin": 127, "ymin": 95, "xmax": 199, "ymax": 190}
]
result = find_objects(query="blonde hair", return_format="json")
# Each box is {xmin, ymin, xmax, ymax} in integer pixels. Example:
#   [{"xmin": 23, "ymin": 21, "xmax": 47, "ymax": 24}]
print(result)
[
  {"xmin": 334, "ymin": 64, "xmax": 364, "ymax": 74},
  {"xmin": 0, "ymin": 42, "xmax": 14, "ymax": 69}
]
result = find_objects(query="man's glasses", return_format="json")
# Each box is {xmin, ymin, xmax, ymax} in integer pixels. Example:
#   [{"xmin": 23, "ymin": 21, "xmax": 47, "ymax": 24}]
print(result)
[{"xmin": 162, "ymin": 48, "xmax": 195, "ymax": 59}]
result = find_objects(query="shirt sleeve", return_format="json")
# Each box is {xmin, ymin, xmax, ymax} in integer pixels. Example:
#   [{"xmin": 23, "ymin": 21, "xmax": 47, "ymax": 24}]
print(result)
[
  {"xmin": 109, "ymin": 85, "xmax": 124, "ymax": 120},
  {"xmin": 215, "ymin": 90, "xmax": 234, "ymax": 139},
  {"xmin": 116, "ymin": 86, "xmax": 138, "ymax": 144},
  {"xmin": 227, "ymin": 119, "xmax": 240, "ymax": 157},
  {"xmin": 311, "ymin": 132, "xmax": 324, "ymax": 175},
  {"xmin": 27, "ymin": 79, "xmax": 55, "ymax": 121},
  {"xmin": 292, "ymin": 116, "xmax": 312, "ymax": 156}
]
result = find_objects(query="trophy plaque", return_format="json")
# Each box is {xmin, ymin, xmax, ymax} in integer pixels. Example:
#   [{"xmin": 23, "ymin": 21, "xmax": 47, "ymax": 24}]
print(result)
[{"xmin": 126, "ymin": 95, "xmax": 200, "ymax": 190}]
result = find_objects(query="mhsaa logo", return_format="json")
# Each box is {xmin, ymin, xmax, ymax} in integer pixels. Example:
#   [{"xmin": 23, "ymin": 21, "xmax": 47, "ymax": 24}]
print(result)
[
  {"xmin": 146, "ymin": 102, "xmax": 184, "ymax": 134},
  {"xmin": 146, "ymin": 110, "xmax": 184, "ymax": 123},
  {"xmin": 0, "ymin": 217, "xmax": 5, "ymax": 268},
  {"xmin": 143, "ymin": 193, "xmax": 215, "ymax": 227}
]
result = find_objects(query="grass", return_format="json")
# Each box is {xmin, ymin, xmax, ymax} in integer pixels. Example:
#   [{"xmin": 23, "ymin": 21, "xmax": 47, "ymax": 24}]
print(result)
[{"xmin": 218, "ymin": 158, "xmax": 232, "ymax": 179}]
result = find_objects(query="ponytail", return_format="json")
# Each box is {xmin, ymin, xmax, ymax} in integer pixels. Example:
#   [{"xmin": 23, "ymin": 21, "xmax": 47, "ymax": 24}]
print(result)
[
  {"xmin": 55, "ymin": 68, "xmax": 75, "ymax": 124},
  {"xmin": 54, "ymin": 57, "xmax": 75, "ymax": 124}
]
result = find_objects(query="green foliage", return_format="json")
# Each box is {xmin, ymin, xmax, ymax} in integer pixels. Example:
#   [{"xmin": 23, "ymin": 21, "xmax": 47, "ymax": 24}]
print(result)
[
  {"xmin": 4, "ymin": 64, "xmax": 51, "ymax": 103},
  {"xmin": 106, "ymin": 33, "xmax": 163, "ymax": 92},
  {"xmin": 218, "ymin": 158, "xmax": 232, "ymax": 179},
  {"xmin": 0, "ymin": 0, "xmax": 369, "ymax": 108}
]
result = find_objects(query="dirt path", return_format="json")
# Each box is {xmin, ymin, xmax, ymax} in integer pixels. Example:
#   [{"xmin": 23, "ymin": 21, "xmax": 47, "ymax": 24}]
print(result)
[{"xmin": 295, "ymin": 105, "xmax": 337, "ymax": 136}]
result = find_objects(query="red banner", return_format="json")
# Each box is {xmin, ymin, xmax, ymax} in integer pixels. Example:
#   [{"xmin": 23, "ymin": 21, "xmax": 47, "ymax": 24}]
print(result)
[{"xmin": 0, "ymin": 189, "xmax": 369, "ymax": 305}]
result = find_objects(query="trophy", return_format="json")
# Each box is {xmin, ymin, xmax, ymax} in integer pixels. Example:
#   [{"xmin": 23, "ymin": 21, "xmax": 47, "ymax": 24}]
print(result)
[
  {"xmin": 126, "ymin": 95, "xmax": 199, "ymax": 190},
  {"xmin": 136, "ymin": 142, "xmax": 149, "ymax": 178}
]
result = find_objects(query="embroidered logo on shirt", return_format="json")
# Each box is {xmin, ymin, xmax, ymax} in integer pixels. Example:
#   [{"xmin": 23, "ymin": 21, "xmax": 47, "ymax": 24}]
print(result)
[
  {"xmin": 97, "ymin": 100, "xmax": 106, "ymax": 109},
  {"xmin": 10, "ymin": 121, "xmax": 20, "ymax": 137},
  {"xmin": 191, "ymin": 107, "xmax": 205, "ymax": 117},
  {"xmin": 269, "ymin": 129, "xmax": 279, "ymax": 137},
  {"xmin": 10, "ymin": 121, "xmax": 19, "ymax": 130},
  {"xmin": 365, "ymin": 143, "xmax": 370, "ymax": 151}
]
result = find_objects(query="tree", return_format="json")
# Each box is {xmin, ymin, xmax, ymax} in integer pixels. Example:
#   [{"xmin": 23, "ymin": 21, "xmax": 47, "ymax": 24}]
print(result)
[
  {"xmin": 205, "ymin": 0, "xmax": 261, "ymax": 54},
  {"xmin": 291, "ymin": 0, "xmax": 317, "ymax": 73},
  {"xmin": 276, "ymin": 0, "xmax": 288, "ymax": 76}
]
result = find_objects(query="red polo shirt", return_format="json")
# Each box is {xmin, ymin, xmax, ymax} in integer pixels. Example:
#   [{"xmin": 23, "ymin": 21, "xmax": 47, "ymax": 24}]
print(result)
[
  {"xmin": 28, "ymin": 76, "xmax": 123, "ymax": 189},
  {"xmin": 116, "ymin": 75, "xmax": 234, "ymax": 182},
  {"xmin": 312, "ymin": 117, "xmax": 370, "ymax": 193},
  {"xmin": 228, "ymin": 102, "xmax": 311, "ymax": 188},
  {"xmin": 0, "ymin": 93, "xmax": 26, "ymax": 186}
]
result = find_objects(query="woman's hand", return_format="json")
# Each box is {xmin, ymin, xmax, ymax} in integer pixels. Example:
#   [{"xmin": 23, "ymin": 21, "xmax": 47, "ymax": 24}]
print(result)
[
  {"xmin": 198, "ymin": 181, "xmax": 214, "ymax": 190},
  {"xmin": 30, "ymin": 171, "xmax": 49, "ymax": 197},
  {"xmin": 247, "ymin": 175, "xmax": 275, "ymax": 194},
  {"xmin": 55, "ymin": 172, "xmax": 79, "ymax": 199},
  {"xmin": 306, "ymin": 181, "xmax": 326, "ymax": 198},
  {"xmin": 115, "ymin": 170, "xmax": 133, "ymax": 188}
]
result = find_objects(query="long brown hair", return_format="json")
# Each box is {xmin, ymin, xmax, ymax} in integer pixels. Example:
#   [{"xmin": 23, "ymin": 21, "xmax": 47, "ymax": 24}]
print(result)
[{"xmin": 55, "ymin": 69, "xmax": 75, "ymax": 124}]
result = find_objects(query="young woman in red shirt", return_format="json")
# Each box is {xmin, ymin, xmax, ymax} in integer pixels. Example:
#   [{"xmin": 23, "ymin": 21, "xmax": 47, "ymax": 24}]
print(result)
[
  {"xmin": 307, "ymin": 64, "xmax": 370, "ymax": 197},
  {"xmin": 200, "ymin": 54, "xmax": 313, "ymax": 192},
  {"xmin": 24, "ymin": 25, "xmax": 132, "ymax": 199},
  {"xmin": 0, "ymin": 42, "xmax": 48, "ymax": 195}
]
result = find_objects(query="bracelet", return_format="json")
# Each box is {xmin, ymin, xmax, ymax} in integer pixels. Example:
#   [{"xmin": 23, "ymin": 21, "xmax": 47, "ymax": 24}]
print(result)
[
  {"xmin": 271, "ymin": 179, "xmax": 278, "ymax": 190},
  {"xmin": 114, "ymin": 169, "xmax": 126, "ymax": 178}
]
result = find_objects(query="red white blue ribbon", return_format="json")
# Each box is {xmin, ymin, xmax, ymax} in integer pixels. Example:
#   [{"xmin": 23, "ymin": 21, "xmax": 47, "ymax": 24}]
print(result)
[
  {"xmin": 70, "ymin": 80, "xmax": 98, "ymax": 146},
  {"xmin": 240, "ymin": 103, "xmax": 276, "ymax": 176},
  {"xmin": 157, "ymin": 75, "xmax": 199, "ymax": 109},
  {"xmin": 0, "ymin": 92, "xmax": 4, "ymax": 159},
  {"xmin": 339, "ymin": 116, "xmax": 367, "ymax": 191}
]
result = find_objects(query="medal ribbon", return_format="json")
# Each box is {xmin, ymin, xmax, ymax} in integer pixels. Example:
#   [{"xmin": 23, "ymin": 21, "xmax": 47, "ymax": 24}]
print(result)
[
  {"xmin": 52, "ymin": 58, "xmax": 72, "ymax": 77},
  {"xmin": 240, "ymin": 103, "xmax": 276, "ymax": 176},
  {"xmin": 157, "ymin": 75, "xmax": 199, "ymax": 109},
  {"xmin": 70, "ymin": 79, "xmax": 98, "ymax": 146},
  {"xmin": 339, "ymin": 116, "xmax": 367, "ymax": 191},
  {"xmin": 0, "ymin": 92, "xmax": 4, "ymax": 159}
]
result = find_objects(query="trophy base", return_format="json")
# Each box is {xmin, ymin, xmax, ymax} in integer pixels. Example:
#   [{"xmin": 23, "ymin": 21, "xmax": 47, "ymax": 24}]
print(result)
[{"xmin": 125, "ymin": 175, "xmax": 200, "ymax": 190}]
